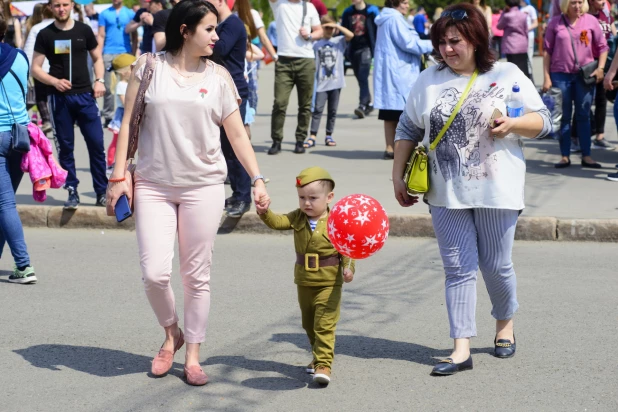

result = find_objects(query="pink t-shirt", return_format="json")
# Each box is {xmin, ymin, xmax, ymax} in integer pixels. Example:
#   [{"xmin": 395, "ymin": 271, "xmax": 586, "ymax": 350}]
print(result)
[
  {"xmin": 544, "ymin": 13, "xmax": 609, "ymax": 74},
  {"xmin": 491, "ymin": 12, "xmax": 504, "ymax": 37},
  {"xmin": 497, "ymin": 8, "xmax": 528, "ymax": 54},
  {"xmin": 134, "ymin": 53, "xmax": 241, "ymax": 187}
]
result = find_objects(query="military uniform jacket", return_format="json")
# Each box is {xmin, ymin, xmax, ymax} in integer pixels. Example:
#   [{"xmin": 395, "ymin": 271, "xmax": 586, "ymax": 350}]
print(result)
[{"xmin": 260, "ymin": 209, "xmax": 355, "ymax": 287}]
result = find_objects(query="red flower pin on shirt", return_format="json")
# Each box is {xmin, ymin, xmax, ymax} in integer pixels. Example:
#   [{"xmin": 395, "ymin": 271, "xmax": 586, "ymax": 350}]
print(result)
[
  {"xmin": 487, "ymin": 82, "xmax": 497, "ymax": 92},
  {"xmin": 199, "ymin": 88, "xmax": 208, "ymax": 98}
]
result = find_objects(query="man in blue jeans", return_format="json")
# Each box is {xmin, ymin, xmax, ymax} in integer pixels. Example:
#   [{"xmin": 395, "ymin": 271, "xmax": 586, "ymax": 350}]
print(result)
[
  {"xmin": 0, "ymin": 42, "xmax": 36, "ymax": 284},
  {"xmin": 97, "ymin": 0, "xmax": 135, "ymax": 125},
  {"xmin": 208, "ymin": 0, "xmax": 251, "ymax": 218},
  {"xmin": 32, "ymin": 0, "xmax": 107, "ymax": 209},
  {"xmin": 341, "ymin": 0, "xmax": 379, "ymax": 119}
]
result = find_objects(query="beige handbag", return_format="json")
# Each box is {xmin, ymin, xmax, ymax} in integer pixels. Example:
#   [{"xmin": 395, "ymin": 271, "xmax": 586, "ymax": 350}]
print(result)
[{"xmin": 106, "ymin": 53, "xmax": 155, "ymax": 217}]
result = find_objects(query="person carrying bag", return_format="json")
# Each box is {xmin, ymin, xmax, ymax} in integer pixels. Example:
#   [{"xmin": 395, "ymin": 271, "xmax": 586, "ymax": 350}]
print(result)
[
  {"xmin": 0, "ymin": 40, "xmax": 37, "ymax": 284},
  {"xmin": 402, "ymin": 69, "xmax": 478, "ymax": 195}
]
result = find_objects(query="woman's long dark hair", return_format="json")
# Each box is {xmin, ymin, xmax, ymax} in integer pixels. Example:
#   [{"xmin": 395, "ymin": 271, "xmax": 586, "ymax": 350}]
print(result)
[{"xmin": 164, "ymin": 0, "xmax": 219, "ymax": 57}]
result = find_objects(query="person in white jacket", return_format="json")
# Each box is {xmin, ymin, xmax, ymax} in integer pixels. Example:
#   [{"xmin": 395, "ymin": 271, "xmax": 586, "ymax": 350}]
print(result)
[{"xmin": 23, "ymin": 5, "xmax": 54, "ymax": 134}]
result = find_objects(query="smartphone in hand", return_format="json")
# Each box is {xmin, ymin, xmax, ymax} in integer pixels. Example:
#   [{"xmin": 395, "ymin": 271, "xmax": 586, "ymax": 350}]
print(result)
[
  {"xmin": 490, "ymin": 108, "xmax": 503, "ymax": 128},
  {"xmin": 115, "ymin": 195, "xmax": 132, "ymax": 223}
]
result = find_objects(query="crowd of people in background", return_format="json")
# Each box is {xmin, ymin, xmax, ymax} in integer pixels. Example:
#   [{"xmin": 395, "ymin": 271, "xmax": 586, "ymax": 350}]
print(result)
[
  {"xmin": 3, "ymin": 0, "xmax": 618, "ymax": 390},
  {"xmin": 5, "ymin": 0, "xmax": 618, "ymax": 177},
  {"xmin": 2, "ymin": 0, "xmax": 618, "ymax": 288}
]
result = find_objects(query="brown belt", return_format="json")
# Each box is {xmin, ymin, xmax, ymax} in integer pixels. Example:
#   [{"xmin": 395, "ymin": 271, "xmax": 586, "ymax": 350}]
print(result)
[{"xmin": 295, "ymin": 253, "xmax": 340, "ymax": 272}]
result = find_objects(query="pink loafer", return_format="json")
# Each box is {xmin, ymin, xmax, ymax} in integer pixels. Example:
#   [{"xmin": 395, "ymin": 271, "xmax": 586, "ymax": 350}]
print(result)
[
  {"xmin": 151, "ymin": 328, "xmax": 184, "ymax": 376},
  {"xmin": 184, "ymin": 365, "xmax": 208, "ymax": 386}
]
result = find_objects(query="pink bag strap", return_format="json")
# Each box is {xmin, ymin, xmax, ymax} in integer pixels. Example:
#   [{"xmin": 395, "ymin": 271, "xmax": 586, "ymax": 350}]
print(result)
[{"xmin": 127, "ymin": 52, "xmax": 156, "ymax": 161}]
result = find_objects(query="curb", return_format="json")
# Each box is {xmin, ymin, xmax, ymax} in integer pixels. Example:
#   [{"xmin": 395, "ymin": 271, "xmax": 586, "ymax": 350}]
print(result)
[{"xmin": 17, "ymin": 205, "xmax": 618, "ymax": 242}]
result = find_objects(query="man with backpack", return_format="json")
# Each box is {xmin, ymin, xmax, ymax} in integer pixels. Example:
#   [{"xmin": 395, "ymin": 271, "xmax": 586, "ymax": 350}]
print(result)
[{"xmin": 268, "ymin": 0, "xmax": 323, "ymax": 155}]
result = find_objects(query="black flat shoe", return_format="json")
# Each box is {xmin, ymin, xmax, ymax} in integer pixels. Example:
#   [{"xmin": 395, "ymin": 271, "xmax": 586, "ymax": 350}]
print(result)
[
  {"xmin": 267, "ymin": 142, "xmax": 281, "ymax": 155},
  {"xmin": 581, "ymin": 160, "xmax": 602, "ymax": 169},
  {"xmin": 494, "ymin": 335, "xmax": 516, "ymax": 358},
  {"xmin": 554, "ymin": 160, "xmax": 571, "ymax": 169},
  {"xmin": 431, "ymin": 356, "xmax": 473, "ymax": 376},
  {"xmin": 383, "ymin": 151, "xmax": 394, "ymax": 160}
]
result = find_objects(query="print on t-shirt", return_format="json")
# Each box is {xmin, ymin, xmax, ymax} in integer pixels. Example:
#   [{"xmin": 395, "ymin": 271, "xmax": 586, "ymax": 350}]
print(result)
[
  {"xmin": 351, "ymin": 14, "xmax": 366, "ymax": 36},
  {"xmin": 313, "ymin": 36, "xmax": 346, "ymax": 93},
  {"xmin": 429, "ymin": 84, "xmax": 507, "ymax": 184},
  {"xmin": 54, "ymin": 40, "xmax": 71, "ymax": 54},
  {"xmin": 318, "ymin": 44, "xmax": 338, "ymax": 79}
]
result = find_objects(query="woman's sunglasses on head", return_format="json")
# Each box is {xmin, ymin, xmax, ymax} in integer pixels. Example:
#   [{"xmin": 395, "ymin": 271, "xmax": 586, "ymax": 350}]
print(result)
[{"xmin": 440, "ymin": 10, "xmax": 468, "ymax": 20}]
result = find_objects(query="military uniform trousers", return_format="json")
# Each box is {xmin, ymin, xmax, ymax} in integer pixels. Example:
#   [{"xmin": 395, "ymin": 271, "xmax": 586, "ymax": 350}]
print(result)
[{"xmin": 297, "ymin": 284, "xmax": 342, "ymax": 369}]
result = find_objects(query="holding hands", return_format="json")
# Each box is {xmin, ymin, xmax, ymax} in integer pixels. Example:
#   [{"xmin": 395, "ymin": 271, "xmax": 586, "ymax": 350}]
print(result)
[{"xmin": 254, "ymin": 181, "xmax": 270, "ymax": 215}]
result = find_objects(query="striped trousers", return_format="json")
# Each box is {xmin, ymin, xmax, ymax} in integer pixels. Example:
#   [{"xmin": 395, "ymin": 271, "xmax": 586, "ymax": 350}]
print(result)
[{"xmin": 430, "ymin": 207, "xmax": 520, "ymax": 339}]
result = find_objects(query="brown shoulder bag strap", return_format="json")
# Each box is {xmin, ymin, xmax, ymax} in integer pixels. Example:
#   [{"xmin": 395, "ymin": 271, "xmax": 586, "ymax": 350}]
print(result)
[{"xmin": 126, "ymin": 52, "xmax": 156, "ymax": 160}]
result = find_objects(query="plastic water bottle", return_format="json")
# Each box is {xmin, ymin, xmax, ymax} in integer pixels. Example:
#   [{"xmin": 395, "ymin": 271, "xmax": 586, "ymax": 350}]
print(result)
[{"xmin": 506, "ymin": 83, "xmax": 524, "ymax": 118}]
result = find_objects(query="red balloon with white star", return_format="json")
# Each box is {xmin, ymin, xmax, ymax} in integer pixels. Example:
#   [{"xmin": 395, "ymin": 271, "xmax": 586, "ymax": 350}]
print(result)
[{"xmin": 327, "ymin": 194, "xmax": 389, "ymax": 260}]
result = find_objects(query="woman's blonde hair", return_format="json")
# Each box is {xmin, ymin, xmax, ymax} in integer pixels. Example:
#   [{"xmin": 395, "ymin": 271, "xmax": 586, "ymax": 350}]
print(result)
[
  {"xmin": 560, "ymin": 0, "xmax": 589, "ymax": 14},
  {"xmin": 433, "ymin": 7, "xmax": 443, "ymax": 22}
]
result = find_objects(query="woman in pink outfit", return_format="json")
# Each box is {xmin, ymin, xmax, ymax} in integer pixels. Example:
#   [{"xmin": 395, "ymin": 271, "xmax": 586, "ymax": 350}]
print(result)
[{"xmin": 107, "ymin": 0, "xmax": 269, "ymax": 386}]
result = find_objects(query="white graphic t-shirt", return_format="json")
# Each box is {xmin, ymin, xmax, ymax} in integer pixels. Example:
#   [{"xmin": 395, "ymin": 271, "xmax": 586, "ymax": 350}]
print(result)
[
  {"xmin": 396, "ymin": 62, "xmax": 552, "ymax": 210},
  {"xmin": 313, "ymin": 36, "xmax": 346, "ymax": 92}
]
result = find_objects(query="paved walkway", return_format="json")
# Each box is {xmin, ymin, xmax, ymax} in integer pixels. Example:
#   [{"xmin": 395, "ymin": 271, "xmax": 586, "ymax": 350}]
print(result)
[
  {"xmin": 15, "ymin": 57, "xmax": 618, "ymax": 218},
  {"xmin": 1, "ymin": 230, "xmax": 616, "ymax": 411}
]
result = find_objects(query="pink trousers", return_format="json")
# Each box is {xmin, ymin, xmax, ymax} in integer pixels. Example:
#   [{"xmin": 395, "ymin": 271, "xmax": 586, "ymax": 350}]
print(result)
[{"xmin": 134, "ymin": 179, "xmax": 224, "ymax": 344}]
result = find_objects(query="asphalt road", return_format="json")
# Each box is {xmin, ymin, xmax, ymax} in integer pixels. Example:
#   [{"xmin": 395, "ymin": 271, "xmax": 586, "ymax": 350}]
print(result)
[
  {"xmin": 15, "ymin": 57, "xmax": 618, "ymax": 219},
  {"xmin": 1, "ymin": 229, "xmax": 616, "ymax": 411}
]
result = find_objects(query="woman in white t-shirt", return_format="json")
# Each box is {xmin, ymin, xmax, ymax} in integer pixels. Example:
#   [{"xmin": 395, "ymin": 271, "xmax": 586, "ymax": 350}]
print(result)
[
  {"xmin": 392, "ymin": 4, "xmax": 551, "ymax": 376},
  {"xmin": 106, "ymin": 0, "xmax": 269, "ymax": 386}
]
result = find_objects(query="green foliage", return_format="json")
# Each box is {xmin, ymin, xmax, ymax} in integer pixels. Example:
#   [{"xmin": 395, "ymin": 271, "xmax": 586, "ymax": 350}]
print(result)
[{"xmin": 94, "ymin": 0, "xmax": 141, "ymax": 7}]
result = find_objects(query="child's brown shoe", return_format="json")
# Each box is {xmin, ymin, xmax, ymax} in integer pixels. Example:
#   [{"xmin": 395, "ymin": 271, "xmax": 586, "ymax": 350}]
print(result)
[
  {"xmin": 306, "ymin": 361, "xmax": 315, "ymax": 374},
  {"xmin": 313, "ymin": 366, "xmax": 331, "ymax": 385}
]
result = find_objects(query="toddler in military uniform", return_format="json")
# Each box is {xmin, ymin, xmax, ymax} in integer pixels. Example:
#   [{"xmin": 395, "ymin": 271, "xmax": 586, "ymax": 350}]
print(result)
[{"xmin": 256, "ymin": 166, "xmax": 355, "ymax": 385}]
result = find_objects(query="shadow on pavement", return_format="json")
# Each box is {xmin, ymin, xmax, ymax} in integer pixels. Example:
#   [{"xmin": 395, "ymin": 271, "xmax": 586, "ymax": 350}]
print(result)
[
  {"xmin": 271, "ymin": 333, "xmax": 493, "ymax": 367},
  {"xmin": 15, "ymin": 194, "xmax": 64, "ymax": 206},
  {"xmin": 525, "ymin": 138, "xmax": 618, "ymax": 179},
  {"xmin": 13, "ymin": 344, "xmax": 162, "ymax": 377},
  {"xmin": 309, "ymin": 149, "xmax": 386, "ymax": 160},
  {"xmin": 206, "ymin": 355, "xmax": 311, "ymax": 390},
  {"xmin": 0, "ymin": 269, "xmax": 13, "ymax": 283},
  {"xmin": 218, "ymin": 216, "xmax": 240, "ymax": 234},
  {"xmin": 525, "ymin": 157, "xmax": 616, "ymax": 179}
]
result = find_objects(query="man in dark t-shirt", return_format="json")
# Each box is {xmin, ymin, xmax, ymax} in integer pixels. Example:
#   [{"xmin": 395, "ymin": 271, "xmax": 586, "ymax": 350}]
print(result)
[
  {"xmin": 126, "ymin": 0, "xmax": 169, "ymax": 54},
  {"xmin": 152, "ymin": 8, "xmax": 172, "ymax": 51},
  {"xmin": 32, "ymin": 0, "xmax": 108, "ymax": 210},
  {"xmin": 341, "ymin": 0, "xmax": 379, "ymax": 119},
  {"xmin": 207, "ymin": 0, "xmax": 250, "ymax": 218},
  {"xmin": 125, "ymin": 3, "xmax": 154, "ymax": 54}
]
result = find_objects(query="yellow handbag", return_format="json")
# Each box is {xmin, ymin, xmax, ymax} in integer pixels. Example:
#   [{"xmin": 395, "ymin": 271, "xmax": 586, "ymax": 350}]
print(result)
[{"xmin": 402, "ymin": 69, "xmax": 479, "ymax": 195}]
